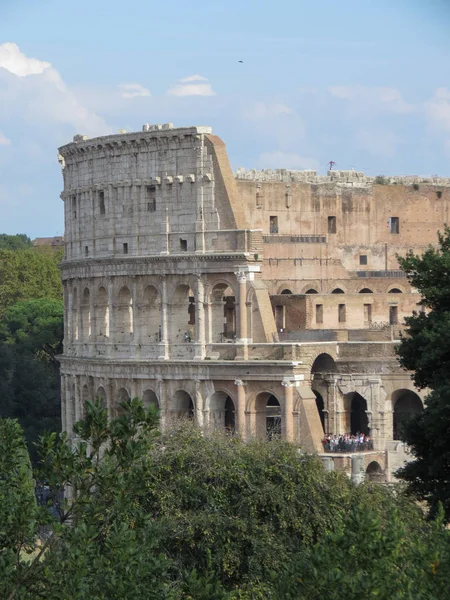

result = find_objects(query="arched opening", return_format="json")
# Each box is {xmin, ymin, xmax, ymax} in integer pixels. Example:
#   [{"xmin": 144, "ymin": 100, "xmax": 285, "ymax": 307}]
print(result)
[
  {"xmin": 96, "ymin": 386, "xmax": 107, "ymax": 409},
  {"xmin": 115, "ymin": 388, "xmax": 130, "ymax": 417},
  {"xmin": 141, "ymin": 285, "xmax": 160, "ymax": 343},
  {"xmin": 366, "ymin": 461, "xmax": 384, "ymax": 483},
  {"xmin": 210, "ymin": 283, "xmax": 236, "ymax": 342},
  {"xmin": 142, "ymin": 389, "xmax": 159, "ymax": 409},
  {"xmin": 313, "ymin": 390, "xmax": 325, "ymax": 432},
  {"xmin": 344, "ymin": 392, "xmax": 369, "ymax": 435},
  {"xmin": 389, "ymin": 288, "xmax": 403, "ymax": 294},
  {"xmin": 82, "ymin": 384, "xmax": 89, "ymax": 418},
  {"xmin": 170, "ymin": 285, "xmax": 195, "ymax": 344},
  {"xmin": 255, "ymin": 393, "xmax": 281, "ymax": 440},
  {"xmin": 117, "ymin": 286, "xmax": 133, "ymax": 341},
  {"xmin": 209, "ymin": 391, "xmax": 236, "ymax": 432},
  {"xmin": 172, "ymin": 390, "xmax": 194, "ymax": 420},
  {"xmin": 311, "ymin": 353, "xmax": 338, "ymax": 374},
  {"xmin": 392, "ymin": 389, "xmax": 423, "ymax": 440},
  {"xmin": 281, "ymin": 289, "xmax": 292, "ymax": 295},
  {"xmin": 96, "ymin": 287, "xmax": 109, "ymax": 338},
  {"xmin": 72, "ymin": 288, "xmax": 79, "ymax": 341},
  {"xmin": 305, "ymin": 289, "xmax": 318, "ymax": 294},
  {"xmin": 331, "ymin": 288, "xmax": 345, "ymax": 294},
  {"xmin": 359, "ymin": 288, "xmax": 373, "ymax": 294},
  {"xmin": 81, "ymin": 288, "xmax": 91, "ymax": 341}
]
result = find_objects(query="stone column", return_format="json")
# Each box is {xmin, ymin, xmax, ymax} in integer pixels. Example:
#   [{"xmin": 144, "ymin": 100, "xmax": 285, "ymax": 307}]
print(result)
[
  {"xmin": 61, "ymin": 374, "xmax": 67, "ymax": 433},
  {"xmin": 194, "ymin": 380, "xmax": 204, "ymax": 427},
  {"xmin": 235, "ymin": 272, "xmax": 249, "ymax": 360},
  {"xmin": 74, "ymin": 376, "xmax": 81, "ymax": 423},
  {"xmin": 158, "ymin": 276, "xmax": 169, "ymax": 359},
  {"xmin": 157, "ymin": 377, "xmax": 166, "ymax": 431},
  {"xmin": 195, "ymin": 277, "xmax": 206, "ymax": 359},
  {"xmin": 281, "ymin": 379, "xmax": 295, "ymax": 442},
  {"xmin": 131, "ymin": 277, "xmax": 139, "ymax": 349},
  {"xmin": 107, "ymin": 277, "xmax": 114, "ymax": 357},
  {"xmin": 234, "ymin": 380, "xmax": 247, "ymax": 440}
]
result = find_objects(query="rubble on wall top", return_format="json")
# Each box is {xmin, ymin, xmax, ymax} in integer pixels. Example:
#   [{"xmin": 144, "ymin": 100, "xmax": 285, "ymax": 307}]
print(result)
[{"xmin": 235, "ymin": 168, "xmax": 450, "ymax": 187}]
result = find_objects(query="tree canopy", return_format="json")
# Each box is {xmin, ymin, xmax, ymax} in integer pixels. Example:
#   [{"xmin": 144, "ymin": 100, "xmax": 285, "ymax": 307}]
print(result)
[
  {"xmin": 1, "ymin": 401, "xmax": 450, "ymax": 599},
  {"xmin": 0, "ymin": 234, "xmax": 32, "ymax": 251},
  {"xmin": 396, "ymin": 225, "xmax": 450, "ymax": 520}
]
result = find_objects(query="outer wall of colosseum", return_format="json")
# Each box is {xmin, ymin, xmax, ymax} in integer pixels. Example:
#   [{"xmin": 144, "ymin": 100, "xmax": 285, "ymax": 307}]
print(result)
[{"xmin": 59, "ymin": 125, "xmax": 448, "ymax": 480}]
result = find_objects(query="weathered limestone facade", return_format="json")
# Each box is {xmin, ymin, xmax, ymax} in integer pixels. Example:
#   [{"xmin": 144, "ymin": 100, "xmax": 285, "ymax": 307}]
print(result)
[{"xmin": 58, "ymin": 124, "xmax": 450, "ymax": 479}]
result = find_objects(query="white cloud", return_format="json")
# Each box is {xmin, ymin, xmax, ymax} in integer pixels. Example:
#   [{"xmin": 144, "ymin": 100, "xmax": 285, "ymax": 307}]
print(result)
[
  {"xmin": 329, "ymin": 85, "xmax": 414, "ymax": 115},
  {"xmin": 0, "ymin": 42, "xmax": 110, "ymax": 137},
  {"xmin": 0, "ymin": 132, "xmax": 11, "ymax": 145},
  {"xmin": 244, "ymin": 102, "xmax": 292, "ymax": 120},
  {"xmin": 425, "ymin": 88, "xmax": 450, "ymax": 132},
  {"xmin": 355, "ymin": 128, "xmax": 403, "ymax": 158},
  {"xmin": 0, "ymin": 42, "xmax": 50, "ymax": 76},
  {"xmin": 118, "ymin": 83, "xmax": 151, "ymax": 99},
  {"xmin": 258, "ymin": 151, "xmax": 319, "ymax": 170},
  {"xmin": 167, "ymin": 75, "xmax": 216, "ymax": 97},
  {"xmin": 180, "ymin": 74, "xmax": 208, "ymax": 83}
]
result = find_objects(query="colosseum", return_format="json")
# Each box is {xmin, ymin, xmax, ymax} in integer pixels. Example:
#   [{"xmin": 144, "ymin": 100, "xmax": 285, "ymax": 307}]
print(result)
[{"xmin": 58, "ymin": 123, "xmax": 450, "ymax": 480}]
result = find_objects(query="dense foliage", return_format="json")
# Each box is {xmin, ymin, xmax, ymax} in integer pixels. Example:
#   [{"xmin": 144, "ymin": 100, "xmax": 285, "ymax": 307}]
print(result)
[
  {"xmin": 1, "ymin": 401, "xmax": 449, "ymax": 599},
  {"xmin": 0, "ymin": 234, "xmax": 32, "ymax": 251},
  {"xmin": 396, "ymin": 225, "xmax": 450, "ymax": 520}
]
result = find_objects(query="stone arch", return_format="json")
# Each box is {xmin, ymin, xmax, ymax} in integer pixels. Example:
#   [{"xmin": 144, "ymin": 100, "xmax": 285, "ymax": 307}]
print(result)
[
  {"xmin": 171, "ymin": 390, "xmax": 195, "ymax": 420},
  {"xmin": 96, "ymin": 386, "xmax": 107, "ymax": 408},
  {"xmin": 209, "ymin": 390, "xmax": 236, "ymax": 432},
  {"xmin": 331, "ymin": 288, "xmax": 345, "ymax": 294},
  {"xmin": 209, "ymin": 282, "xmax": 236, "ymax": 342},
  {"xmin": 72, "ymin": 287, "xmax": 79, "ymax": 341},
  {"xmin": 359, "ymin": 288, "xmax": 373, "ymax": 294},
  {"xmin": 82, "ymin": 383, "xmax": 90, "ymax": 417},
  {"xmin": 115, "ymin": 387, "xmax": 130, "ymax": 417},
  {"xmin": 311, "ymin": 352, "xmax": 338, "ymax": 374},
  {"xmin": 140, "ymin": 285, "xmax": 160, "ymax": 343},
  {"xmin": 301, "ymin": 282, "xmax": 321, "ymax": 294},
  {"xmin": 117, "ymin": 286, "xmax": 133, "ymax": 341},
  {"xmin": 142, "ymin": 389, "xmax": 159, "ymax": 409},
  {"xmin": 392, "ymin": 389, "xmax": 423, "ymax": 440},
  {"xmin": 96, "ymin": 286, "xmax": 109, "ymax": 338},
  {"xmin": 170, "ymin": 284, "xmax": 195, "ymax": 344},
  {"xmin": 80, "ymin": 287, "xmax": 91, "ymax": 341},
  {"xmin": 366, "ymin": 461, "xmax": 384, "ymax": 483},
  {"xmin": 253, "ymin": 391, "xmax": 282, "ymax": 440},
  {"xmin": 388, "ymin": 287, "xmax": 403, "ymax": 294},
  {"xmin": 344, "ymin": 392, "xmax": 369, "ymax": 435}
]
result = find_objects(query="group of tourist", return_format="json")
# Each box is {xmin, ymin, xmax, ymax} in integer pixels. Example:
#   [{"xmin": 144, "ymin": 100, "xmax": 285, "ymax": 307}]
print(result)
[{"xmin": 322, "ymin": 433, "xmax": 373, "ymax": 453}]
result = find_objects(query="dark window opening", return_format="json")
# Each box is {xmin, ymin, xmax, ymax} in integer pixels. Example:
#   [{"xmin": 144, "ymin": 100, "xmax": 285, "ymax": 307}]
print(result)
[
  {"xmin": 359, "ymin": 288, "xmax": 373, "ymax": 294},
  {"xmin": 364, "ymin": 304, "xmax": 372, "ymax": 324},
  {"xmin": 72, "ymin": 195, "xmax": 77, "ymax": 219},
  {"xmin": 437, "ymin": 190, "xmax": 443, "ymax": 199},
  {"xmin": 146, "ymin": 186, "xmax": 156, "ymax": 212},
  {"xmin": 332, "ymin": 288, "xmax": 345, "ymax": 294},
  {"xmin": 316, "ymin": 304, "xmax": 323, "ymax": 324},
  {"xmin": 306, "ymin": 289, "xmax": 318, "ymax": 294},
  {"xmin": 84, "ymin": 246, "xmax": 89, "ymax": 256},
  {"xmin": 389, "ymin": 288, "xmax": 402, "ymax": 294},
  {"xmin": 389, "ymin": 305, "xmax": 398, "ymax": 325},
  {"xmin": 359, "ymin": 255, "xmax": 368, "ymax": 266},
  {"xmin": 188, "ymin": 296, "xmax": 195, "ymax": 325},
  {"xmin": 338, "ymin": 304, "xmax": 346, "ymax": 323},
  {"xmin": 269, "ymin": 215, "xmax": 278, "ymax": 234},
  {"xmin": 99, "ymin": 191, "xmax": 105, "ymax": 215},
  {"xmin": 123, "ymin": 243, "xmax": 128, "ymax": 254},
  {"xmin": 390, "ymin": 217, "xmax": 400, "ymax": 234},
  {"xmin": 180, "ymin": 238, "xmax": 187, "ymax": 251},
  {"xmin": 328, "ymin": 216, "xmax": 337, "ymax": 234}
]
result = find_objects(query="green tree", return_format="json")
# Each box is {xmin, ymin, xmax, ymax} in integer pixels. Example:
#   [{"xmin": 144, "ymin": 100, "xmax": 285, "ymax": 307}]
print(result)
[
  {"xmin": 0, "ymin": 249, "xmax": 62, "ymax": 316},
  {"xmin": 396, "ymin": 226, "xmax": 450, "ymax": 520},
  {"xmin": 0, "ymin": 299, "xmax": 63, "ymax": 461},
  {"xmin": 0, "ymin": 234, "xmax": 32, "ymax": 251}
]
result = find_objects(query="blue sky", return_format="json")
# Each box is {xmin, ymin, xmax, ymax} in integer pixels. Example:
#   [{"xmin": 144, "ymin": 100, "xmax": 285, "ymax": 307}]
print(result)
[{"xmin": 1, "ymin": 0, "xmax": 450, "ymax": 237}]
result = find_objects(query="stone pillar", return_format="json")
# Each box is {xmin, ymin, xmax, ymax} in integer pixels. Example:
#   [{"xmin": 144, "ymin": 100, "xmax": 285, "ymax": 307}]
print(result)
[
  {"xmin": 131, "ymin": 277, "xmax": 139, "ymax": 351},
  {"xmin": 194, "ymin": 380, "xmax": 204, "ymax": 426},
  {"xmin": 157, "ymin": 377, "xmax": 166, "ymax": 431},
  {"xmin": 235, "ymin": 272, "xmax": 248, "ymax": 359},
  {"xmin": 281, "ymin": 379, "xmax": 295, "ymax": 442},
  {"xmin": 107, "ymin": 277, "xmax": 114, "ymax": 357},
  {"xmin": 158, "ymin": 276, "xmax": 169, "ymax": 359},
  {"xmin": 61, "ymin": 374, "xmax": 67, "ymax": 433},
  {"xmin": 67, "ymin": 286, "xmax": 73, "ymax": 346},
  {"xmin": 74, "ymin": 376, "xmax": 81, "ymax": 423},
  {"xmin": 234, "ymin": 379, "xmax": 247, "ymax": 440},
  {"xmin": 195, "ymin": 277, "xmax": 206, "ymax": 359}
]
